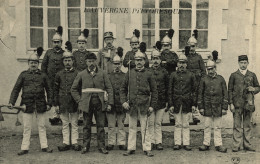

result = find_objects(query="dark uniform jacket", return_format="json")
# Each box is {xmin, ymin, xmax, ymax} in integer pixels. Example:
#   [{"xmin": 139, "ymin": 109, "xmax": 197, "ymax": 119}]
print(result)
[
  {"xmin": 41, "ymin": 48, "xmax": 65, "ymax": 105},
  {"xmin": 9, "ymin": 69, "xmax": 52, "ymax": 113},
  {"xmin": 148, "ymin": 66, "xmax": 168, "ymax": 110},
  {"xmin": 73, "ymin": 49, "xmax": 90, "ymax": 72},
  {"xmin": 123, "ymin": 50, "xmax": 149, "ymax": 69},
  {"xmin": 187, "ymin": 52, "xmax": 206, "ymax": 79},
  {"xmin": 160, "ymin": 50, "xmax": 178, "ymax": 75},
  {"xmin": 71, "ymin": 67, "xmax": 114, "ymax": 113},
  {"xmin": 120, "ymin": 68, "xmax": 158, "ymax": 116},
  {"xmin": 228, "ymin": 70, "xmax": 260, "ymax": 113},
  {"xmin": 108, "ymin": 70, "xmax": 125, "ymax": 113},
  {"xmin": 54, "ymin": 68, "xmax": 78, "ymax": 113},
  {"xmin": 97, "ymin": 46, "xmax": 117, "ymax": 73},
  {"xmin": 198, "ymin": 74, "xmax": 228, "ymax": 117},
  {"xmin": 168, "ymin": 69, "xmax": 196, "ymax": 113}
]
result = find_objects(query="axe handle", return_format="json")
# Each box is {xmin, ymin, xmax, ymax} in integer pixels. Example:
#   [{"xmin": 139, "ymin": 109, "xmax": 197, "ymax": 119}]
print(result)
[{"xmin": 0, "ymin": 105, "xmax": 25, "ymax": 112}]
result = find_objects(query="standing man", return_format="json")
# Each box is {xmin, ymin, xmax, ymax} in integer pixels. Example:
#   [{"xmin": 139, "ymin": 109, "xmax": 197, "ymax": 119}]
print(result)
[
  {"xmin": 148, "ymin": 49, "xmax": 168, "ymax": 150},
  {"xmin": 186, "ymin": 30, "xmax": 206, "ymax": 103},
  {"xmin": 160, "ymin": 29, "xmax": 178, "ymax": 75},
  {"xmin": 123, "ymin": 29, "xmax": 149, "ymax": 69},
  {"xmin": 106, "ymin": 55, "xmax": 127, "ymax": 151},
  {"xmin": 73, "ymin": 29, "xmax": 91, "ymax": 72},
  {"xmin": 228, "ymin": 55, "xmax": 260, "ymax": 152},
  {"xmin": 54, "ymin": 52, "xmax": 81, "ymax": 152},
  {"xmin": 72, "ymin": 29, "xmax": 90, "ymax": 124},
  {"xmin": 198, "ymin": 60, "xmax": 228, "ymax": 153},
  {"xmin": 120, "ymin": 50, "xmax": 158, "ymax": 157},
  {"xmin": 41, "ymin": 26, "xmax": 65, "ymax": 125},
  {"xmin": 168, "ymin": 54, "xmax": 196, "ymax": 151},
  {"xmin": 71, "ymin": 53, "xmax": 113, "ymax": 154},
  {"xmin": 8, "ymin": 53, "xmax": 53, "ymax": 155},
  {"xmin": 97, "ymin": 31, "xmax": 117, "ymax": 73}
]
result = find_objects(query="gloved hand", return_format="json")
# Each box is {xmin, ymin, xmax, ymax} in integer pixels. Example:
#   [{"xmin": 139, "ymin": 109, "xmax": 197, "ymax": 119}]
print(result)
[
  {"xmin": 147, "ymin": 107, "xmax": 153, "ymax": 117},
  {"xmin": 199, "ymin": 109, "xmax": 204, "ymax": 116},
  {"xmin": 54, "ymin": 106, "xmax": 59, "ymax": 113},
  {"xmin": 8, "ymin": 103, "xmax": 13, "ymax": 109},
  {"xmin": 107, "ymin": 105, "xmax": 112, "ymax": 112},
  {"xmin": 247, "ymin": 86, "xmax": 255, "ymax": 92},
  {"xmin": 122, "ymin": 102, "xmax": 130, "ymax": 110},
  {"xmin": 230, "ymin": 104, "xmax": 235, "ymax": 113},
  {"xmin": 169, "ymin": 106, "xmax": 174, "ymax": 116},
  {"xmin": 192, "ymin": 106, "xmax": 196, "ymax": 113},
  {"xmin": 222, "ymin": 109, "xmax": 227, "ymax": 115}
]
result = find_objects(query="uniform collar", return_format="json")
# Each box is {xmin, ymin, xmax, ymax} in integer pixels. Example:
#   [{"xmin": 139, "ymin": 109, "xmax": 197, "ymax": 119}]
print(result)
[
  {"xmin": 152, "ymin": 65, "xmax": 161, "ymax": 70},
  {"xmin": 177, "ymin": 68, "xmax": 187, "ymax": 73},
  {"xmin": 208, "ymin": 73, "xmax": 217, "ymax": 79},
  {"xmin": 113, "ymin": 70, "xmax": 122, "ymax": 73},
  {"xmin": 28, "ymin": 69, "xmax": 41, "ymax": 74},
  {"xmin": 104, "ymin": 46, "xmax": 115, "ymax": 50},
  {"xmin": 65, "ymin": 67, "xmax": 74, "ymax": 72},
  {"xmin": 87, "ymin": 66, "xmax": 97, "ymax": 73},
  {"xmin": 52, "ymin": 48, "xmax": 64, "ymax": 54},
  {"xmin": 135, "ymin": 67, "xmax": 145, "ymax": 72}
]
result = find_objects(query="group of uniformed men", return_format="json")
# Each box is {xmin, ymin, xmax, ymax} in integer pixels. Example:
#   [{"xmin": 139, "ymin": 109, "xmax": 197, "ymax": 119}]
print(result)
[{"xmin": 7, "ymin": 26, "xmax": 260, "ymax": 157}]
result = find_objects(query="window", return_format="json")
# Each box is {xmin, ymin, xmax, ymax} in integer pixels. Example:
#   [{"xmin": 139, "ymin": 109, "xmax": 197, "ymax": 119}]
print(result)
[
  {"xmin": 142, "ymin": 0, "xmax": 155, "ymax": 49},
  {"xmin": 29, "ymin": 0, "xmax": 100, "ymax": 50},
  {"xmin": 30, "ymin": 0, "xmax": 43, "ymax": 48},
  {"xmin": 179, "ymin": 0, "xmax": 209, "ymax": 49},
  {"xmin": 47, "ymin": 0, "xmax": 61, "ymax": 48},
  {"xmin": 141, "ymin": 0, "xmax": 209, "ymax": 50},
  {"xmin": 159, "ymin": 0, "xmax": 172, "ymax": 41},
  {"xmin": 67, "ymin": 0, "xmax": 99, "ymax": 49}
]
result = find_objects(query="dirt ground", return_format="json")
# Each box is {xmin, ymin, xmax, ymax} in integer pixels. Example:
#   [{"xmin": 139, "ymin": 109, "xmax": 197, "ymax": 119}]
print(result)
[{"xmin": 1, "ymin": 128, "xmax": 260, "ymax": 164}]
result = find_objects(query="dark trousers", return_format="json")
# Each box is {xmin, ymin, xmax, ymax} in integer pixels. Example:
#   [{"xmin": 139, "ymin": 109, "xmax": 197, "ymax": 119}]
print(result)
[
  {"xmin": 233, "ymin": 108, "xmax": 252, "ymax": 149},
  {"xmin": 83, "ymin": 97, "xmax": 105, "ymax": 149}
]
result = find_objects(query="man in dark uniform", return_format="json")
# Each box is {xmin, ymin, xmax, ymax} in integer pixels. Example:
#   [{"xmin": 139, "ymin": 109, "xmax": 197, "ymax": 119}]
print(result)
[
  {"xmin": 186, "ymin": 30, "xmax": 206, "ymax": 102},
  {"xmin": 106, "ymin": 55, "xmax": 127, "ymax": 151},
  {"xmin": 41, "ymin": 26, "xmax": 65, "ymax": 125},
  {"xmin": 54, "ymin": 52, "xmax": 81, "ymax": 152},
  {"xmin": 73, "ymin": 29, "xmax": 91, "ymax": 72},
  {"xmin": 198, "ymin": 60, "xmax": 228, "ymax": 153},
  {"xmin": 168, "ymin": 54, "xmax": 196, "ymax": 151},
  {"xmin": 148, "ymin": 49, "xmax": 168, "ymax": 150},
  {"xmin": 8, "ymin": 53, "xmax": 53, "ymax": 155},
  {"xmin": 123, "ymin": 29, "xmax": 149, "ymax": 69},
  {"xmin": 160, "ymin": 29, "xmax": 178, "ymax": 75},
  {"xmin": 97, "ymin": 31, "xmax": 118, "ymax": 73},
  {"xmin": 71, "ymin": 53, "xmax": 113, "ymax": 154},
  {"xmin": 120, "ymin": 50, "xmax": 158, "ymax": 157},
  {"xmin": 228, "ymin": 55, "xmax": 260, "ymax": 152},
  {"xmin": 72, "ymin": 29, "xmax": 91, "ymax": 124}
]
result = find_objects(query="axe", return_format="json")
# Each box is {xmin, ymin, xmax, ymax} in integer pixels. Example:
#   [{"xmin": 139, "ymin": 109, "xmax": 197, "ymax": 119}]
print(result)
[{"xmin": 0, "ymin": 105, "xmax": 26, "ymax": 126}]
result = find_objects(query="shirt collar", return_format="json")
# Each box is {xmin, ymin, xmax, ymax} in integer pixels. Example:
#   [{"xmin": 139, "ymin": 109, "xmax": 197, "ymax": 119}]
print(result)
[{"xmin": 239, "ymin": 68, "xmax": 247, "ymax": 75}]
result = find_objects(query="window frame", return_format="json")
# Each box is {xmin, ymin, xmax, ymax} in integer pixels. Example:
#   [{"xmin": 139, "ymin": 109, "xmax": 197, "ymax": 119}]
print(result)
[
  {"xmin": 27, "ymin": 0, "xmax": 104, "ymax": 53},
  {"xmin": 142, "ymin": 0, "xmax": 210, "ymax": 52}
]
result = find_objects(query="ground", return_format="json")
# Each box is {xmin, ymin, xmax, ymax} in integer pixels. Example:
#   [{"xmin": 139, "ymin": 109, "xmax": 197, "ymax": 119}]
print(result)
[{"xmin": 1, "ymin": 127, "xmax": 260, "ymax": 164}]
